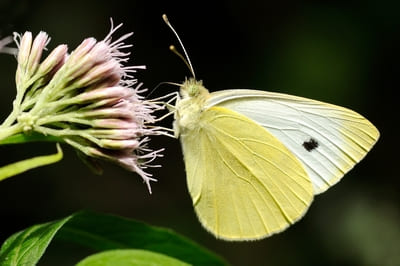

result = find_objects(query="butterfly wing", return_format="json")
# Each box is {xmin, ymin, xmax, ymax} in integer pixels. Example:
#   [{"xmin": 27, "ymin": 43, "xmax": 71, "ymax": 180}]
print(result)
[
  {"xmin": 206, "ymin": 90, "xmax": 380, "ymax": 194},
  {"xmin": 180, "ymin": 106, "xmax": 313, "ymax": 240}
]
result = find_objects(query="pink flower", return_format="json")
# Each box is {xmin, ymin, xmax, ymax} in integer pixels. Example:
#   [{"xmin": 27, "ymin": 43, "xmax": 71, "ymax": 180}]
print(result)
[{"xmin": 1, "ymin": 20, "xmax": 165, "ymax": 192}]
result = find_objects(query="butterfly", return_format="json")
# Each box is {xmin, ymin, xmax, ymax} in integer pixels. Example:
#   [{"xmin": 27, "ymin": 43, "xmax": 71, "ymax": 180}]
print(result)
[{"xmin": 163, "ymin": 15, "xmax": 380, "ymax": 241}]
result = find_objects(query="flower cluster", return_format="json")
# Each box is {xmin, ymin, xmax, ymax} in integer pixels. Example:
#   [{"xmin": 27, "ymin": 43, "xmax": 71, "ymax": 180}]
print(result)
[{"xmin": 0, "ymin": 22, "xmax": 164, "ymax": 192}]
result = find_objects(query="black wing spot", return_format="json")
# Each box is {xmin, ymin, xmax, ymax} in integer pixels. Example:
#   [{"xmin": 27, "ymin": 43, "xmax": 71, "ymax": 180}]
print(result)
[{"xmin": 303, "ymin": 138, "xmax": 319, "ymax": 152}]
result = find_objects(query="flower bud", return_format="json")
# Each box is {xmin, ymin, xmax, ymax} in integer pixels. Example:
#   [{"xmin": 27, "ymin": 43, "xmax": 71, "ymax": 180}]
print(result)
[
  {"xmin": 16, "ymin": 32, "xmax": 32, "ymax": 69},
  {"xmin": 74, "ymin": 59, "xmax": 120, "ymax": 88},
  {"xmin": 78, "ymin": 86, "xmax": 134, "ymax": 102},
  {"xmin": 99, "ymin": 139, "xmax": 139, "ymax": 150},
  {"xmin": 27, "ymin": 31, "xmax": 49, "ymax": 76},
  {"xmin": 37, "ymin": 44, "xmax": 68, "ymax": 77}
]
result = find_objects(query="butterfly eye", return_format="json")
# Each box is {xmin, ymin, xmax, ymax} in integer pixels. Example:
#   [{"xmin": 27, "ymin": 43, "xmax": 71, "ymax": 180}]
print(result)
[{"xmin": 188, "ymin": 85, "xmax": 199, "ymax": 96}]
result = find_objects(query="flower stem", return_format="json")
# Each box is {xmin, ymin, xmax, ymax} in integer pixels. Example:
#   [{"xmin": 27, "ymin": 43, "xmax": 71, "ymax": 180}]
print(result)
[{"xmin": 0, "ymin": 123, "xmax": 24, "ymax": 142}]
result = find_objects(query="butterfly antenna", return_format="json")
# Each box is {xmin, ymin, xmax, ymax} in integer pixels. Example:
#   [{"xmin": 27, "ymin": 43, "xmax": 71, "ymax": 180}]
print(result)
[
  {"xmin": 162, "ymin": 14, "xmax": 196, "ymax": 79},
  {"xmin": 147, "ymin": 81, "xmax": 182, "ymax": 97}
]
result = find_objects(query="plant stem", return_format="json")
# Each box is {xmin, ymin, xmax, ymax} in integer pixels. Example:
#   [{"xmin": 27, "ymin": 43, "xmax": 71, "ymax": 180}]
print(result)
[{"xmin": 0, "ymin": 123, "xmax": 24, "ymax": 142}]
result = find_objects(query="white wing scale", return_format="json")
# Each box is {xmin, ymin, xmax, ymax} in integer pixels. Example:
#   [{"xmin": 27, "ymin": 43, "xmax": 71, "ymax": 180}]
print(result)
[{"xmin": 206, "ymin": 89, "xmax": 379, "ymax": 194}]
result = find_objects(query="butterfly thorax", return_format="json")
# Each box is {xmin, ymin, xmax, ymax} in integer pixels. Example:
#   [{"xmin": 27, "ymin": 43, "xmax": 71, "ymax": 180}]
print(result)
[{"xmin": 174, "ymin": 78, "xmax": 210, "ymax": 137}]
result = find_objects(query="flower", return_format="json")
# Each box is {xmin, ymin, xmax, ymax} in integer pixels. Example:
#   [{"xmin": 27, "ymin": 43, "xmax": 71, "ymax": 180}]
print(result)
[
  {"xmin": 0, "ymin": 36, "xmax": 17, "ymax": 55},
  {"xmin": 0, "ymin": 21, "xmax": 164, "ymax": 193}
]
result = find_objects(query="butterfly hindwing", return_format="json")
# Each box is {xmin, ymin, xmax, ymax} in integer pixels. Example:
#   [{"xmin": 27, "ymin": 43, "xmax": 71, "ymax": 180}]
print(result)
[
  {"xmin": 180, "ymin": 106, "xmax": 314, "ymax": 240},
  {"xmin": 206, "ymin": 90, "xmax": 380, "ymax": 194}
]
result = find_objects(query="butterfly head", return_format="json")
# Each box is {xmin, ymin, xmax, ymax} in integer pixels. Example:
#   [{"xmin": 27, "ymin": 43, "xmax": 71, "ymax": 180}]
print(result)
[{"xmin": 180, "ymin": 78, "xmax": 209, "ymax": 99}]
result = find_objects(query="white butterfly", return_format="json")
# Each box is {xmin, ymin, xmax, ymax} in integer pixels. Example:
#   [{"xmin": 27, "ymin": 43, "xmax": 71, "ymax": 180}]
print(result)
[{"xmin": 163, "ymin": 15, "xmax": 379, "ymax": 240}]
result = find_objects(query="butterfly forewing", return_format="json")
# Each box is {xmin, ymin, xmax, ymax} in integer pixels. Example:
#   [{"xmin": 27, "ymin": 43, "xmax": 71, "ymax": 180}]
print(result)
[
  {"xmin": 207, "ymin": 90, "xmax": 380, "ymax": 194},
  {"xmin": 180, "ymin": 106, "xmax": 314, "ymax": 240}
]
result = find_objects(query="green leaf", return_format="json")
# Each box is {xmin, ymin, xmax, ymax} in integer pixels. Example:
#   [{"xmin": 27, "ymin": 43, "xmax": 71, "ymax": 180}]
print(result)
[
  {"xmin": 0, "ymin": 215, "xmax": 72, "ymax": 266},
  {"xmin": 0, "ymin": 132, "xmax": 62, "ymax": 145},
  {"xmin": 57, "ymin": 211, "xmax": 227, "ymax": 266},
  {"xmin": 0, "ymin": 211, "xmax": 228, "ymax": 266},
  {"xmin": 76, "ymin": 249, "xmax": 190, "ymax": 266},
  {"xmin": 0, "ymin": 143, "xmax": 63, "ymax": 182}
]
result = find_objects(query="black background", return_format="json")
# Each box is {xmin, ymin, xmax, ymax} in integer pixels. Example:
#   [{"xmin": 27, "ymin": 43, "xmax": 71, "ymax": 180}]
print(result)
[{"xmin": 0, "ymin": 0, "xmax": 398, "ymax": 265}]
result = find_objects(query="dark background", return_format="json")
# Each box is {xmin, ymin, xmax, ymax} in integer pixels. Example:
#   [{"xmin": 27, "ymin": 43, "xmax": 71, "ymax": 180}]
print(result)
[{"xmin": 0, "ymin": 0, "xmax": 398, "ymax": 265}]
